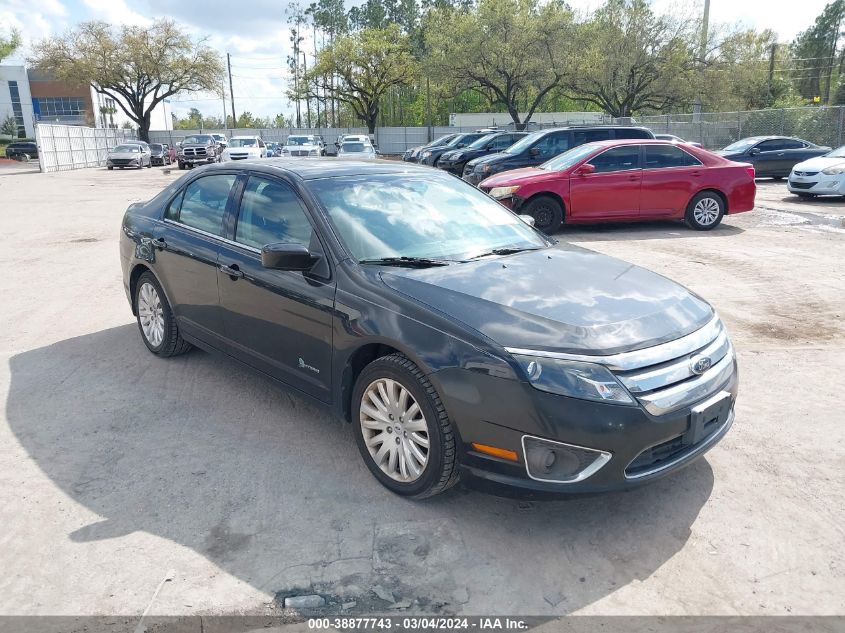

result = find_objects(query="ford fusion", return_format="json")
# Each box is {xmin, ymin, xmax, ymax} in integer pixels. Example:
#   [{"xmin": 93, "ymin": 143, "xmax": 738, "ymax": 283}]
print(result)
[{"xmin": 120, "ymin": 160, "xmax": 737, "ymax": 498}]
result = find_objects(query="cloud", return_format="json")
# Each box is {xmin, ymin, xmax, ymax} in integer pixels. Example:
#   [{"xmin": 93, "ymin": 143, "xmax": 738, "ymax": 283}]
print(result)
[
  {"xmin": 0, "ymin": 0, "xmax": 69, "ymax": 62},
  {"xmin": 82, "ymin": 0, "xmax": 150, "ymax": 26}
]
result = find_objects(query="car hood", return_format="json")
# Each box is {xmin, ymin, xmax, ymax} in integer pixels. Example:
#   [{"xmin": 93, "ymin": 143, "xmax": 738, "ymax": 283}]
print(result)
[
  {"xmin": 479, "ymin": 167, "xmax": 558, "ymax": 188},
  {"xmin": 286, "ymin": 144, "xmax": 320, "ymax": 151},
  {"xmin": 792, "ymin": 155, "xmax": 845, "ymax": 171},
  {"xmin": 379, "ymin": 247, "xmax": 713, "ymax": 354},
  {"xmin": 467, "ymin": 152, "xmax": 512, "ymax": 168}
]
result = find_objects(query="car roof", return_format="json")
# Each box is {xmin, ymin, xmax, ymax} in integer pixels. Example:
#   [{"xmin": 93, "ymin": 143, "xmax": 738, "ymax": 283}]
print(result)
[{"xmin": 203, "ymin": 158, "xmax": 436, "ymax": 181}]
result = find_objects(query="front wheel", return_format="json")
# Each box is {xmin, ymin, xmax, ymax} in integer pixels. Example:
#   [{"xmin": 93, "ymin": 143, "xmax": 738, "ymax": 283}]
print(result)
[
  {"xmin": 178, "ymin": 162, "xmax": 185, "ymax": 170},
  {"xmin": 135, "ymin": 272, "xmax": 192, "ymax": 357},
  {"xmin": 352, "ymin": 354, "xmax": 459, "ymax": 498},
  {"xmin": 522, "ymin": 195, "xmax": 563, "ymax": 234},
  {"xmin": 685, "ymin": 191, "xmax": 725, "ymax": 230}
]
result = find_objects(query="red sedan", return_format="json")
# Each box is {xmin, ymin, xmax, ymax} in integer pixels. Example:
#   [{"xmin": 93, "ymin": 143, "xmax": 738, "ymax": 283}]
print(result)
[{"xmin": 479, "ymin": 139, "xmax": 756, "ymax": 233}]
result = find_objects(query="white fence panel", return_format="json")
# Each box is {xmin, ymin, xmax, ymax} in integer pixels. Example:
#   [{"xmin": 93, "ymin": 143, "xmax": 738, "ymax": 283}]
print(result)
[{"xmin": 35, "ymin": 124, "xmax": 137, "ymax": 173}]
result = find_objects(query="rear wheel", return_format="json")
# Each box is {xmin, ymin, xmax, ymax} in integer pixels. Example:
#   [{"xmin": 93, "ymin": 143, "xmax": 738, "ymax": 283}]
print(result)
[
  {"xmin": 522, "ymin": 195, "xmax": 563, "ymax": 234},
  {"xmin": 352, "ymin": 353, "xmax": 459, "ymax": 498},
  {"xmin": 685, "ymin": 191, "xmax": 725, "ymax": 230},
  {"xmin": 135, "ymin": 272, "xmax": 192, "ymax": 357},
  {"xmin": 107, "ymin": 166, "xmax": 113, "ymax": 170}
]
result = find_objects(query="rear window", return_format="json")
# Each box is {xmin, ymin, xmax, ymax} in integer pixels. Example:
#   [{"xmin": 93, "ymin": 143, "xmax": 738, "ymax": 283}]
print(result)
[
  {"xmin": 613, "ymin": 128, "xmax": 653, "ymax": 139},
  {"xmin": 644, "ymin": 144, "xmax": 702, "ymax": 168}
]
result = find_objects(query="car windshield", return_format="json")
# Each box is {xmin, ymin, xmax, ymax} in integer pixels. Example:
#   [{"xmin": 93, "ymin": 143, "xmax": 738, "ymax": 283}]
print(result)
[
  {"xmin": 502, "ymin": 130, "xmax": 545, "ymax": 154},
  {"xmin": 723, "ymin": 138, "xmax": 762, "ymax": 152},
  {"xmin": 826, "ymin": 146, "xmax": 845, "ymax": 158},
  {"xmin": 466, "ymin": 133, "xmax": 499, "ymax": 149},
  {"xmin": 229, "ymin": 138, "xmax": 258, "ymax": 147},
  {"xmin": 340, "ymin": 142, "xmax": 367, "ymax": 152},
  {"xmin": 309, "ymin": 173, "xmax": 549, "ymax": 262},
  {"xmin": 182, "ymin": 135, "xmax": 212, "ymax": 144},
  {"xmin": 427, "ymin": 135, "xmax": 456, "ymax": 148},
  {"xmin": 113, "ymin": 145, "xmax": 140, "ymax": 153},
  {"xmin": 541, "ymin": 144, "xmax": 602, "ymax": 171},
  {"xmin": 287, "ymin": 136, "xmax": 315, "ymax": 146},
  {"xmin": 150, "ymin": 144, "xmax": 163, "ymax": 151}
]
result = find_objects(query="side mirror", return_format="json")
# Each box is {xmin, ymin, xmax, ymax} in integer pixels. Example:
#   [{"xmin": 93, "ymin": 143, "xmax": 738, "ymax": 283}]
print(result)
[
  {"xmin": 519, "ymin": 214, "xmax": 536, "ymax": 227},
  {"xmin": 574, "ymin": 163, "xmax": 596, "ymax": 176},
  {"xmin": 261, "ymin": 243, "xmax": 317, "ymax": 271},
  {"xmin": 748, "ymin": 147, "xmax": 761, "ymax": 156},
  {"xmin": 529, "ymin": 147, "xmax": 541, "ymax": 157}
]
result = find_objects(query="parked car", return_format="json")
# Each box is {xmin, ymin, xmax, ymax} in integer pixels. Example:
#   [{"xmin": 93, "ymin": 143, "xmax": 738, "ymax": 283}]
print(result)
[
  {"xmin": 221, "ymin": 136, "xmax": 267, "ymax": 161},
  {"xmin": 279, "ymin": 135, "xmax": 323, "ymax": 157},
  {"xmin": 177, "ymin": 134, "xmax": 221, "ymax": 170},
  {"xmin": 437, "ymin": 131, "xmax": 529, "ymax": 175},
  {"xmin": 4, "ymin": 141, "xmax": 38, "ymax": 161},
  {"xmin": 654, "ymin": 133, "xmax": 703, "ymax": 148},
  {"xmin": 336, "ymin": 141, "xmax": 378, "ymax": 160},
  {"xmin": 403, "ymin": 134, "xmax": 459, "ymax": 162},
  {"xmin": 463, "ymin": 126, "xmax": 655, "ymax": 185},
  {"xmin": 107, "ymin": 143, "xmax": 152, "ymax": 170},
  {"xmin": 716, "ymin": 136, "xmax": 831, "ymax": 179},
  {"xmin": 787, "ymin": 145, "xmax": 845, "ymax": 197},
  {"xmin": 418, "ymin": 132, "xmax": 494, "ymax": 167},
  {"xmin": 120, "ymin": 160, "xmax": 737, "ymax": 497},
  {"xmin": 210, "ymin": 133, "xmax": 228, "ymax": 151},
  {"xmin": 479, "ymin": 139, "xmax": 756, "ymax": 233},
  {"xmin": 149, "ymin": 143, "xmax": 172, "ymax": 166}
]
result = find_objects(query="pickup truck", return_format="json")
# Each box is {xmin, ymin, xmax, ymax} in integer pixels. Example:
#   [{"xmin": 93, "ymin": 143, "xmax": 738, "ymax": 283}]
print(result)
[{"xmin": 176, "ymin": 134, "xmax": 221, "ymax": 169}]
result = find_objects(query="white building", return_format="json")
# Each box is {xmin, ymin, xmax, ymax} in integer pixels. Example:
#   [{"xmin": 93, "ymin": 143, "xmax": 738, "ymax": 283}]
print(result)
[{"xmin": 0, "ymin": 65, "xmax": 36, "ymax": 138}]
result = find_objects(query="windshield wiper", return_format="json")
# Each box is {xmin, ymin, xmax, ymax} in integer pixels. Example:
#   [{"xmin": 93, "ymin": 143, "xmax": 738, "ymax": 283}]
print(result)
[
  {"xmin": 465, "ymin": 246, "xmax": 542, "ymax": 260},
  {"xmin": 358, "ymin": 256, "xmax": 449, "ymax": 267}
]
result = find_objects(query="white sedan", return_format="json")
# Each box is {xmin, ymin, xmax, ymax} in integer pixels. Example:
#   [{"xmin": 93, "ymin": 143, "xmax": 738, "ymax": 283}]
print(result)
[
  {"xmin": 221, "ymin": 136, "xmax": 267, "ymax": 162},
  {"xmin": 336, "ymin": 141, "xmax": 378, "ymax": 160},
  {"xmin": 788, "ymin": 146, "xmax": 845, "ymax": 197}
]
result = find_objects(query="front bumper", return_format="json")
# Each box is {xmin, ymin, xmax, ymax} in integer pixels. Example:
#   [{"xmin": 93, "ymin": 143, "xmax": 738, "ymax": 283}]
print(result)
[
  {"xmin": 432, "ymin": 356, "xmax": 738, "ymax": 495},
  {"xmin": 437, "ymin": 158, "xmax": 467, "ymax": 175},
  {"xmin": 787, "ymin": 173, "xmax": 845, "ymax": 195}
]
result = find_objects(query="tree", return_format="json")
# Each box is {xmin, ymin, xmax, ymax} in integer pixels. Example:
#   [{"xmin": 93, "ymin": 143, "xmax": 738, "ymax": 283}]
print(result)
[
  {"xmin": 425, "ymin": 0, "xmax": 575, "ymax": 129},
  {"xmin": 0, "ymin": 27, "xmax": 21, "ymax": 62},
  {"xmin": 791, "ymin": 0, "xmax": 845, "ymax": 103},
  {"xmin": 296, "ymin": 25, "xmax": 418, "ymax": 132},
  {"xmin": 30, "ymin": 20, "xmax": 224, "ymax": 141},
  {"xmin": 563, "ymin": 0, "xmax": 696, "ymax": 117},
  {"xmin": 1, "ymin": 114, "xmax": 17, "ymax": 137}
]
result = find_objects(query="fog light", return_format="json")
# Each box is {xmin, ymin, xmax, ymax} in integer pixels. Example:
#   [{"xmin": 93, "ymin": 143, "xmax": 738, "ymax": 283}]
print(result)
[{"xmin": 522, "ymin": 435, "xmax": 611, "ymax": 483}]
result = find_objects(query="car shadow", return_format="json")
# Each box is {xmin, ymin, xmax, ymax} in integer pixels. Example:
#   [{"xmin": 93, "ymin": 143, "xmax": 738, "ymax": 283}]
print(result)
[
  {"xmin": 555, "ymin": 219, "xmax": 744, "ymax": 242},
  {"xmin": 7, "ymin": 325, "xmax": 715, "ymax": 614}
]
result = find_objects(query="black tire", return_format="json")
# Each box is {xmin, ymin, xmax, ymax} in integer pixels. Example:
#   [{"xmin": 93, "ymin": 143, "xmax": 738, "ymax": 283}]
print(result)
[
  {"xmin": 772, "ymin": 176, "xmax": 784, "ymax": 181},
  {"xmin": 107, "ymin": 166, "xmax": 113, "ymax": 170},
  {"xmin": 178, "ymin": 162, "xmax": 185, "ymax": 170},
  {"xmin": 352, "ymin": 353, "xmax": 459, "ymax": 498},
  {"xmin": 522, "ymin": 195, "xmax": 563, "ymax": 234},
  {"xmin": 134, "ymin": 272, "xmax": 192, "ymax": 357},
  {"xmin": 685, "ymin": 191, "xmax": 725, "ymax": 231}
]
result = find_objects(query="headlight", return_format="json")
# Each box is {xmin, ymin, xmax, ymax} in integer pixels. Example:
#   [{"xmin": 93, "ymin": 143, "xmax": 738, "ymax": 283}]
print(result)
[
  {"xmin": 481, "ymin": 164, "xmax": 493, "ymax": 173},
  {"xmin": 421, "ymin": 150, "xmax": 432, "ymax": 159},
  {"xmin": 489, "ymin": 185, "xmax": 520, "ymax": 199},
  {"xmin": 821, "ymin": 163, "xmax": 845, "ymax": 175},
  {"xmin": 452, "ymin": 152, "xmax": 465, "ymax": 160},
  {"xmin": 512, "ymin": 354, "xmax": 635, "ymax": 405}
]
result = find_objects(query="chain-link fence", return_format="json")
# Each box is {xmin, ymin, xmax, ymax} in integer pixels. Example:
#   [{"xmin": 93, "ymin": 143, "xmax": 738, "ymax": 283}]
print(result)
[
  {"xmin": 35, "ymin": 123, "xmax": 137, "ymax": 173},
  {"xmin": 627, "ymin": 106, "xmax": 845, "ymax": 150}
]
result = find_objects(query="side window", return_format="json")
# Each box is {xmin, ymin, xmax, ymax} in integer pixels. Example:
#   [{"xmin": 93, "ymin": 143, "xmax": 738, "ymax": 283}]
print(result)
[
  {"xmin": 614, "ymin": 128, "xmax": 651, "ymax": 140},
  {"xmin": 588, "ymin": 146, "xmax": 641, "ymax": 173},
  {"xmin": 491, "ymin": 136, "xmax": 513, "ymax": 150},
  {"xmin": 758, "ymin": 139, "xmax": 785, "ymax": 152},
  {"xmin": 258, "ymin": 139, "xmax": 266, "ymax": 148},
  {"xmin": 573, "ymin": 129, "xmax": 611, "ymax": 145},
  {"xmin": 780, "ymin": 139, "xmax": 806, "ymax": 150},
  {"xmin": 644, "ymin": 145, "xmax": 702, "ymax": 169},
  {"xmin": 166, "ymin": 174, "xmax": 236, "ymax": 236},
  {"xmin": 532, "ymin": 132, "xmax": 570, "ymax": 158},
  {"xmin": 235, "ymin": 176, "xmax": 314, "ymax": 250}
]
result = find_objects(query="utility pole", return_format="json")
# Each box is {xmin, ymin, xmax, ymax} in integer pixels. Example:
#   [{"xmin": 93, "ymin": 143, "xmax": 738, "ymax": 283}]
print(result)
[
  {"xmin": 313, "ymin": 23, "xmax": 321, "ymax": 128},
  {"xmin": 302, "ymin": 51, "xmax": 312, "ymax": 128},
  {"xmin": 693, "ymin": 0, "xmax": 710, "ymax": 119},
  {"xmin": 227, "ymin": 53, "xmax": 237, "ymax": 128},
  {"xmin": 767, "ymin": 42, "xmax": 778, "ymax": 106},
  {"xmin": 425, "ymin": 76, "xmax": 431, "ymax": 141}
]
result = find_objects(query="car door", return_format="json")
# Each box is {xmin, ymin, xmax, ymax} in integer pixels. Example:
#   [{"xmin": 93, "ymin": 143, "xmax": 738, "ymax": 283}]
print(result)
[
  {"xmin": 778, "ymin": 139, "xmax": 814, "ymax": 174},
  {"xmin": 569, "ymin": 145, "xmax": 642, "ymax": 220},
  {"xmin": 216, "ymin": 174, "xmax": 336, "ymax": 401},
  {"xmin": 640, "ymin": 144, "xmax": 705, "ymax": 216},
  {"xmin": 154, "ymin": 172, "xmax": 240, "ymax": 342},
  {"xmin": 750, "ymin": 139, "xmax": 787, "ymax": 176},
  {"xmin": 526, "ymin": 131, "xmax": 571, "ymax": 166}
]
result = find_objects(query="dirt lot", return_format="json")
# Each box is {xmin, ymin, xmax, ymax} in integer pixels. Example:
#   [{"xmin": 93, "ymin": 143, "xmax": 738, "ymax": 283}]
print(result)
[{"xmin": 0, "ymin": 167, "xmax": 842, "ymax": 617}]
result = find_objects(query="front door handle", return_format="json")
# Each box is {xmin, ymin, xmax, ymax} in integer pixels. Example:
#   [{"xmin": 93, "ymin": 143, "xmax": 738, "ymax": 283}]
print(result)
[
  {"xmin": 691, "ymin": 170, "xmax": 702, "ymax": 177},
  {"xmin": 220, "ymin": 264, "xmax": 244, "ymax": 279},
  {"xmin": 628, "ymin": 174, "xmax": 641, "ymax": 181},
  {"xmin": 150, "ymin": 237, "xmax": 166, "ymax": 249}
]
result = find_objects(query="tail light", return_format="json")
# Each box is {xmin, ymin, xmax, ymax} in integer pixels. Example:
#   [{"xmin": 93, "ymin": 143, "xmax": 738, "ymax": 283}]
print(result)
[{"xmin": 746, "ymin": 165, "xmax": 756, "ymax": 180}]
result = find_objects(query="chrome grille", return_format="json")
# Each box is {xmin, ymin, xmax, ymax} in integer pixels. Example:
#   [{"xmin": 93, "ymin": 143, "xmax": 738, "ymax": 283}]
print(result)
[
  {"xmin": 793, "ymin": 170, "xmax": 818, "ymax": 176},
  {"xmin": 183, "ymin": 147, "xmax": 207, "ymax": 157}
]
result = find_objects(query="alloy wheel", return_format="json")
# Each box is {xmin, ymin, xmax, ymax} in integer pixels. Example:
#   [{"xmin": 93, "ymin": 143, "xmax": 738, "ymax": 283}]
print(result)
[
  {"xmin": 693, "ymin": 197, "xmax": 721, "ymax": 226},
  {"xmin": 359, "ymin": 378, "xmax": 430, "ymax": 482},
  {"xmin": 138, "ymin": 282, "xmax": 165, "ymax": 347}
]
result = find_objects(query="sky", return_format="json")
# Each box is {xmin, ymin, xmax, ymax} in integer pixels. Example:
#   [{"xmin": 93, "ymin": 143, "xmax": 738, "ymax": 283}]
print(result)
[{"xmin": 0, "ymin": 0, "xmax": 834, "ymax": 122}]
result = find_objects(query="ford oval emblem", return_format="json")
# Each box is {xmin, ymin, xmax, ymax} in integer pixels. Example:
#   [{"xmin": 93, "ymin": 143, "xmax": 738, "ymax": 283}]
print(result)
[{"xmin": 690, "ymin": 355, "xmax": 712, "ymax": 375}]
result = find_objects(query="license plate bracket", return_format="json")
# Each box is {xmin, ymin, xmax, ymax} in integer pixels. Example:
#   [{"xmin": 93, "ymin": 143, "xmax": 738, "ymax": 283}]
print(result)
[{"xmin": 686, "ymin": 391, "xmax": 732, "ymax": 445}]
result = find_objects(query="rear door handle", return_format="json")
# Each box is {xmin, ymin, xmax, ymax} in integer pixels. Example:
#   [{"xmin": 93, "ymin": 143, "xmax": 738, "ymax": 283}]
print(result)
[
  {"xmin": 220, "ymin": 264, "xmax": 244, "ymax": 279},
  {"xmin": 628, "ymin": 174, "xmax": 640, "ymax": 181},
  {"xmin": 691, "ymin": 170, "xmax": 702, "ymax": 177},
  {"xmin": 150, "ymin": 237, "xmax": 166, "ymax": 249}
]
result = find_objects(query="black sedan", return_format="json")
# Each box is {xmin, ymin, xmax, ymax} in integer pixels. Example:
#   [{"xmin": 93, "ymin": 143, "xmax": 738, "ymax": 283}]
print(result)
[
  {"xmin": 5, "ymin": 141, "xmax": 38, "ymax": 161},
  {"xmin": 417, "ymin": 132, "xmax": 494, "ymax": 167},
  {"xmin": 716, "ymin": 136, "xmax": 831, "ymax": 178},
  {"xmin": 121, "ymin": 160, "xmax": 737, "ymax": 498},
  {"xmin": 436, "ymin": 131, "xmax": 528, "ymax": 175},
  {"xmin": 402, "ymin": 134, "xmax": 459, "ymax": 163}
]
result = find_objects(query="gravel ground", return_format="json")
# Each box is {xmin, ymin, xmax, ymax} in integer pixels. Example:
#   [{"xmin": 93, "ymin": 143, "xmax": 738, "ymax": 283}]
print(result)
[{"xmin": 0, "ymin": 166, "xmax": 842, "ymax": 617}]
